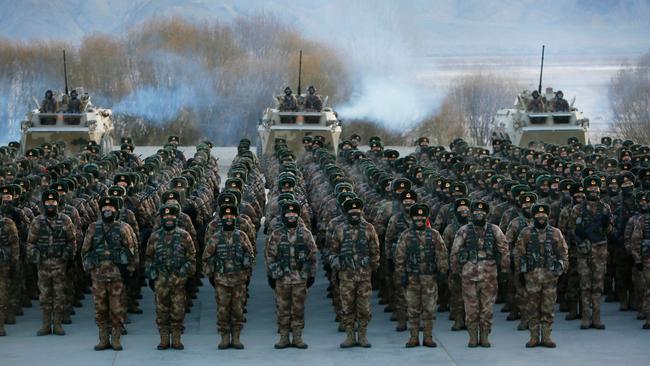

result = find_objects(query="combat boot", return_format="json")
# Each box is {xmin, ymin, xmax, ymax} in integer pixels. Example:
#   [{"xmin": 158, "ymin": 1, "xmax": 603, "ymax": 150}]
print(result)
[
  {"xmin": 451, "ymin": 316, "xmax": 465, "ymax": 331},
  {"xmin": 396, "ymin": 316, "xmax": 407, "ymax": 332},
  {"xmin": 540, "ymin": 324, "xmax": 556, "ymax": 348},
  {"xmin": 274, "ymin": 331, "xmax": 290, "ymax": 349},
  {"xmin": 405, "ymin": 328, "xmax": 419, "ymax": 348},
  {"xmin": 0, "ymin": 314, "xmax": 5, "ymax": 337},
  {"xmin": 231, "ymin": 330, "xmax": 244, "ymax": 349},
  {"xmin": 516, "ymin": 319, "xmax": 528, "ymax": 331},
  {"xmin": 467, "ymin": 324, "xmax": 479, "ymax": 348},
  {"xmin": 62, "ymin": 311, "xmax": 72, "ymax": 325},
  {"xmin": 37, "ymin": 311, "xmax": 52, "ymax": 336},
  {"xmin": 358, "ymin": 326, "xmax": 371, "ymax": 348},
  {"xmin": 94, "ymin": 326, "xmax": 111, "ymax": 351},
  {"xmin": 111, "ymin": 327, "xmax": 123, "ymax": 351},
  {"xmin": 340, "ymin": 328, "xmax": 356, "ymax": 348},
  {"xmin": 506, "ymin": 308, "xmax": 519, "ymax": 321},
  {"xmin": 565, "ymin": 302, "xmax": 578, "ymax": 320},
  {"xmin": 291, "ymin": 330, "xmax": 308, "ymax": 349},
  {"xmin": 591, "ymin": 303, "xmax": 605, "ymax": 329},
  {"xmin": 525, "ymin": 322, "xmax": 539, "ymax": 348},
  {"xmin": 5, "ymin": 310, "xmax": 16, "ymax": 325},
  {"xmin": 422, "ymin": 321, "xmax": 436, "ymax": 348},
  {"xmin": 52, "ymin": 313, "xmax": 66, "ymax": 335},
  {"xmin": 479, "ymin": 326, "xmax": 491, "ymax": 348},
  {"xmin": 642, "ymin": 320, "xmax": 650, "ymax": 330},
  {"xmin": 171, "ymin": 330, "xmax": 184, "ymax": 350},
  {"xmin": 218, "ymin": 333, "xmax": 230, "ymax": 349},
  {"xmin": 157, "ymin": 329, "xmax": 170, "ymax": 350}
]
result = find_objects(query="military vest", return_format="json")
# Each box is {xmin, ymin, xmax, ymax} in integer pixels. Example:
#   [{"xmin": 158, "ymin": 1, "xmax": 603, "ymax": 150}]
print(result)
[
  {"xmin": 339, "ymin": 222, "xmax": 370, "ymax": 270},
  {"xmin": 390, "ymin": 213, "xmax": 409, "ymax": 256},
  {"xmin": 212, "ymin": 230, "xmax": 247, "ymax": 274},
  {"xmin": 91, "ymin": 222, "xmax": 130, "ymax": 265},
  {"xmin": 276, "ymin": 227, "xmax": 311, "ymax": 272},
  {"xmin": 152, "ymin": 228, "xmax": 188, "ymax": 276},
  {"xmin": 521, "ymin": 226, "xmax": 559, "ymax": 272},
  {"xmin": 0, "ymin": 219, "xmax": 11, "ymax": 264},
  {"xmin": 576, "ymin": 201, "xmax": 607, "ymax": 245},
  {"xmin": 35, "ymin": 215, "xmax": 70, "ymax": 260},
  {"xmin": 642, "ymin": 214, "xmax": 650, "ymax": 257},
  {"xmin": 458, "ymin": 223, "xmax": 497, "ymax": 265},
  {"xmin": 405, "ymin": 228, "xmax": 437, "ymax": 275}
]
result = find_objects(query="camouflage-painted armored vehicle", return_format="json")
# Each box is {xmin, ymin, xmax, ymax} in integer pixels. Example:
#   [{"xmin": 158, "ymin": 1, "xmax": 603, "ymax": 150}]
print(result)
[
  {"xmin": 20, "ymin": 89, "xmax": 115, "ymax": 155},
  {"xmin": 257, "ymin": 92, "xmax": 342, "ymax": 156},
  {"xmin": 491, "ymin": 87, "xmax": 590, "ymax": 148}
]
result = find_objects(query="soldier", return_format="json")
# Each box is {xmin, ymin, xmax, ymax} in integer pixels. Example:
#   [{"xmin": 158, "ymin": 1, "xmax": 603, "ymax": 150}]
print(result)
[
  {"xmin": 26, "ymin": 190, "xmax": 76, "ymax": 336},
  {"xmin": 443, "ymin": 198, "xmax": 471, "ymax": 331},
  {"xmin": 40, "ymin": 90, "xmax": 59, "ymax": 113},
  {"xmin": 568, "ymin": 176, "xmax": 612, "ymax": 330},
  {"xmin": 328, "ymin": 198, "xmax": 380, "ymax": 348},
  {"xmin": 304, "ymin": 85, "xmax": 323, "ymax": 111},
  {"xmin": 630, "ymin": 192, "xmax": 650, "ymax": 329},
  {"xmin": 67, "ymin": 90, "xmax": 82, "ymax": 113},
  {"xmin": 279, "ymin": 87, "xmax": 298, "ymax": 112},
  {"xmin": 515, "ymin": 203, "xmax": 569, "ymax": 348},
  {"xmin": 395, "ymin": 204, "xmax": 449, "ymax": 348},
  {"xmin": 551, "ymin": 90, "xmax": 570, "ymax": 112},
  {"xmin": 202, "ymin": 204, "xmax": 255, "ymax": 350},
  {"xmin": 265, "ymin": 201, "xmax": 317, "ymax": 349},
  {"xmin": 527, "ymin": 90, "xmax": 545, "ymax": 113},
  {"xmin": 0, "ymin": 190, "xmax": 19, "ymax": 336},
  {"xmin": 81, "ymin": 197, "xmax": 137, "ymax": 351},
  {"xmin": 145, "ymin": 204, "xmax": 197, "ymax": 350},
  {"xmin": 450, "ymin": 200, "xmax": 509, "ymax": 348}
]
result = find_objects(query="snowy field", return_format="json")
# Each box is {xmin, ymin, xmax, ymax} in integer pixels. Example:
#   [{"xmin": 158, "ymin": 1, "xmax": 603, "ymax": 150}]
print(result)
[{"xmin": 0, "ymin": 146, "xmax": 649, "ymax": 366}]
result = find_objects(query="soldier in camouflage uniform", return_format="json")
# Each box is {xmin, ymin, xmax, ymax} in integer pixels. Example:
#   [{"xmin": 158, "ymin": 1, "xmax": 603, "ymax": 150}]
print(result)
[
  {"xmin": 629, "ymin": 191, "xmax": 650, "ymax": 329},
  {"xmin": 145, "ymin": 204, "xmax": 197, "ymax": 350},
  {"xmin": 202, "ymin": 204, "xmax": 254, "ymax": 350},
  {"xmin": 568, "ymin": 176, "xmax": 612, "ymax": 330},
  {"xmin": 81, "ymin": 197, "xmax": 138, "ymax": 351},
  {"xmin": 515, "ymin": 203, "xmax": 568, "ymax": 348},
  {"xmin": 396, "ymin": 204, "xmax": 448, "ymax": 348},
  {"xmin": 0, "ymin": 187, "xmax": 19, "ymax": 336},
  {"xmin": 265, "ymin": 201, "xmax": 317, "ymax": 349},
  {"xmin": 327, "ymin": 198, "xmax": 380, "ymax": 348},
  {"xmin": 443, "ymin": 198, "xmax": 470, "ymax": 331},
  {"xmin": 451, "ymin": 200, "xmax": 510, "ymax": 348},
  {"xmin": 26, "ymin": 190, "xmax": 76, "ymax": 336}
]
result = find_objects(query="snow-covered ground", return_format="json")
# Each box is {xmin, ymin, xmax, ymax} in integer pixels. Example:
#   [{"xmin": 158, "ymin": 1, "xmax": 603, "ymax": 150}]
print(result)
[{"xmin": 1, "ymin": 147, "xmax": 648, "ymax": 366}]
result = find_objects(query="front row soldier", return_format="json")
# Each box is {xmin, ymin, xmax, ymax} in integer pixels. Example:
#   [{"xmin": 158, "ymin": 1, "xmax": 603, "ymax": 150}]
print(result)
[
  {"xmin": 395, "ymin": 204, "xmax": 449, "ymax": 348},
  {"xmin": 327, "ymin": 198, "xmax": 380, "ymax": 348},
  {"xmin": 451, "ymin": 200, "xmax": 509, "ymax": 348},
  {"xmin": 26, "ymin": 190, "xmax": 76, "ymax": 336},
  {"xmin": 81, "ymin": 197, "xmax": 137, "ymax": 351},
  {"xmin": 514, "ymin": 204, "xmax": 568, "ymax": 348},
  {"xmin": 630, "ymin": 192, "xmax": 650, "ymax": 329},
  {"xmin": 265, "ymin": 201, "xmax": 317, "ymax": 349},
  {"xmin": 145, "ymin": 204, "xmax": 197, "ymax": 350},
  {"xmin": 202, "ymin": 204, "xmax": 255, "ymax": 350},
  {"xmin": 0, "ymin": 192, "xmax": 19, "ymax": 336}
]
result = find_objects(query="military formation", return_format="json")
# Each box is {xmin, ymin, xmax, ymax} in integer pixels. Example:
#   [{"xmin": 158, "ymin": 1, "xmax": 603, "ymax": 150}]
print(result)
[{"xmin": 1, "ymin": 130, "xmax": 650, "ymax": 353}]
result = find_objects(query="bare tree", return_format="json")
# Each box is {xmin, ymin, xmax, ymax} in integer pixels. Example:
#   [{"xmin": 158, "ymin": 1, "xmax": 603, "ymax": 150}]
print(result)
[{"xmin": 609, "ymin": 53, "xmax": 650, "ymax": 144}]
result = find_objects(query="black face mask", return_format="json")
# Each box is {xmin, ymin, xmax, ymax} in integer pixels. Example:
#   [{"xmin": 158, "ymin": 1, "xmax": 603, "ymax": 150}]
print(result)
[
  {"xmin": 522, "ymin": 207, "xmax": 533, "ymax": 219},
  {"xmin": 607, "ymin": 188, "xmax": 618, "ymax": 197},
  {"xmin": 639, "ymin": 203, "xmax": 649, "ymax": 213},
  {"xmin": 550, "ymin": 190, "xmax": 560, "ymax": 200},
  {"xmin": 534, "ymin": 217, "xmax": 548, "ymax": 229},
  {"xmin": 472, "ymin": 212, "xmax": 486, "ymax": 227},
  {"xmin": 347, "ymin": 213, "xmax": 361, "ymax": 225},
  {"xmin": 621, "ymin": 186, "xmax": 634, "ymax": 197},
  {"xmin": 586, "ymin": 191, "xmax": 599, "ymax": 201},
  {"xmin": 561, "ymin": 192, "xmax": 572, "ymax": 204},
  {"xmin": 44, "ymin": 204, "xmax": 58, "ymax": 217},
  {"xmin": 643, "ymin": 181, "xmax": 650, "ymax": 190},
  {"xmin": 413, "ymin": 218, "xmax": 427, "ymax": 230},
  {"xmin": 102, "ymin": 210, "xmax": 115, "ymax": 223},
  {"xmin": 222, "ymin": 218, "xmax": 236, "ymax": 231},
  {"xmin": 539, "ymin": 189, "xmax": 549, "ymax": 198},
  {"xmin": 283, "ymin": 215, "xmax": 298, "ymax": 228},
  {"xmin": 163, "ymin": 218, "xmax": 177, "ymax": 231}
]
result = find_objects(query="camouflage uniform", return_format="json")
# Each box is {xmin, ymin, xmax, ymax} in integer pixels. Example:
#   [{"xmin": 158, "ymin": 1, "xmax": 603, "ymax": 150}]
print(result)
[
  {"xmin": 81, "ymin": 216, "xmax": 137, "ymax": 350},
  {"xmin": 630, "ymin": 210, "xmax": 650, "ymax": 328},
  {"xmin": 0, "ymin": 216, "xmax": 19, "ymax": 336}
]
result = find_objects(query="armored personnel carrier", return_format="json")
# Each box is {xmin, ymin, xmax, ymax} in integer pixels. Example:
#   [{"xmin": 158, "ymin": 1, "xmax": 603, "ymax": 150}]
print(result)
[
  {"xmin": 20, "ymin": 88, "xmax": 115, "ymax": 155},
  {"xmin": 491, "ymin": 87, "xmax": 590, "ymax": 148}
]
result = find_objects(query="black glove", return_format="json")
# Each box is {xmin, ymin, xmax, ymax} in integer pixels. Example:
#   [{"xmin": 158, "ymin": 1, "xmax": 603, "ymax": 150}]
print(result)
[
  {"xmin": 209, "ymin": 277, "xmax": 215, "ymax": 287},
  {"xmin": 267, "ymin": 275, "xmax": 276, "ymax": 290},
  {"xmin": 307, "ymin": 276, "xmax": 315, "ymax": 288},
  {"xmin": 518, "ymin": 273, "xmax": 526, "ymax": 287},
  {"xmin": 401, "ymin": 273, "xmax": 408, "ymax": 288},
  {"xmin": 148, "ymin": 279, "xmax": 155, "ymax": 291},
  {"xmin": 636, "ymin": 262, "xmax": 643, "ymax": 272}
]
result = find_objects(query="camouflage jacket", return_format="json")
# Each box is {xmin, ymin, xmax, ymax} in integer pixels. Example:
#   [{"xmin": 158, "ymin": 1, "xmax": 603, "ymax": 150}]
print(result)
[
  {"xmin": 514, "ymin": 225, "xmax": 568, "ymax": 275},
  {"xmin": 202, "ymin": 229, "xmax": 255, "ymax": 286},
  {"xmin": 328, "ymin": 219, "xmax": 380, "ymax": 277},
  {"xmin": 264, "ymin": 223, "xmax": 317, "ymax": 284},
  {"xmin": 81, "ymin": 220, "xmax": 138, "ymax": 282},
  {"xmin": 395, "ymin": 227, "xmax": 448, "ymax": 277}
]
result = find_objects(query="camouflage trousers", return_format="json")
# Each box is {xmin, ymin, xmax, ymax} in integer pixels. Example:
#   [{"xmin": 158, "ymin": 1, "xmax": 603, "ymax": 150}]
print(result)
[
  {"xmin": 392, "ymin": 271, "xmax": 407, "ymax": 322},
  {"xmin": 7, "ymin": 264, "xmax": 19, "ymax": 317},
  {"xmin": 405, "ymin": 274, "xmax": 438, "ymax": 329},
  {"xmin": 577, "ymin": 244, "xmax": 607, "ymax": 319},
  {"xmin": 462, "ymin": 270, "xmax": 498, "ymax": 328},
  {"xmin": 525, "ymin": 269, "xmax": 559, "ymax": 327},
  {"xmin": 215, "ymin": 283, "xmax": 246, "ymax": 334},
  {"xmin": 449, "ymin": 274, "xmax": 465, "ymax": 322},
  {"xmin": 515, "ymin": 270, "xmax": 529, "ymax": 323},
  {"xmin": 330, "ymin": 271, "xmax": 342, "ymax": 318},
  {"xmin": 633, "ymin": 267, "xmax": 645, "ymax": 314},
  {"xmin": 0, "ymin": 267, "xmax": 8, "ymax": 323},
  {"xmin": 275, "ymin": 282, "xmax": 307, "ymax": 333},
  {"xmin": 154, "ymin": 276, "xmax": 187, "ymax": 333},
  {"xmin": 558, "ymin": 255, "xmax": 580, "ymax": 306},
  {"xmin": 91, "ymin": 279, "xmax": 125, "ymax": 329},
  {"xmin": 643, "ymin": 258, "xmax": 650, "ymax": 317},
  {"xmin": 613, "ymin": 246, "xmax": 634, "ymax": 306},
  {"xmin": 339, "ymin": 272, "xmax": 372, "ymax": 329},
  {"xmin": 37, "ymin": 262, "xmax": 67, "ymax": 314}
]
